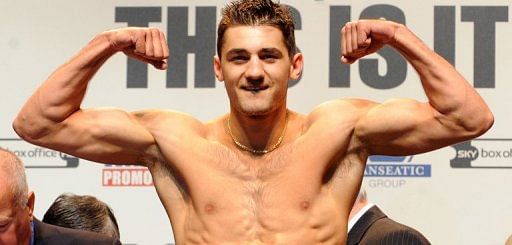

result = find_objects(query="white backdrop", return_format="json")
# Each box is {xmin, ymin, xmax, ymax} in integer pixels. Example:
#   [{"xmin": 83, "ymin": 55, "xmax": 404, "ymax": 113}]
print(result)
[{"xmin": 1, "ymin": 1, "xmax": 511, "ymax": 244}]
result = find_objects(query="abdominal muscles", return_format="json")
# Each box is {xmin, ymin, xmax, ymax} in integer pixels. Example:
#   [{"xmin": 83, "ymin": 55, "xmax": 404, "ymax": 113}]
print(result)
[{"xmin": 181, "ymin": 175, "xmax": 345, "ymax": 245}]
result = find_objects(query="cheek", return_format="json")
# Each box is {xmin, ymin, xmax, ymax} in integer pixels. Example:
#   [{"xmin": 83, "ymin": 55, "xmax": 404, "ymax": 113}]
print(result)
[
  {"xmin": 267, "ymin": 64, "xmax": 291, "ymax": 80},
  {"xmin": 222, "ymin": 65, "xmax": 244, "ymax": 81},
  {"xmin": 0, "ymin": 227, "xmax": 18, "ymax": 244},
  {"xmin": 11, "ymin": 216, "xmax": 30, "ymax": 243}
]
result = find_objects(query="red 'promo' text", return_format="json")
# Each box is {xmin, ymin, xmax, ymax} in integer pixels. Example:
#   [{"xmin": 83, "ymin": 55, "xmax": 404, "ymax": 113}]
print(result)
[{"xmin": 103, "ymin": 167, "xmax": 153, "ymax": 187}]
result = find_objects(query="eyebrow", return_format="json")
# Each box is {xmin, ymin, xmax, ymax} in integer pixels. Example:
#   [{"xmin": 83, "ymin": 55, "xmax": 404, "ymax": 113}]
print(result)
[
  {"xmin": 226, "ymin": 49, "xmax": 249, "ymax": 57},
  {"xmin": 226, "ymin": 48, "xmax": 284, "ymax": 57}
]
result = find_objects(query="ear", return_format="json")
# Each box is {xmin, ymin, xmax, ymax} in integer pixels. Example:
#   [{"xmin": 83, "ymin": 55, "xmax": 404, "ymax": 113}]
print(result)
[
  {"xmin": 213, "ymin": 55, "xmax": 224, "ymax": 82},
  {"xmin": 289, "ymin": 53, "xmax": 304, "ymax": 80},
  {"xmin": 26, "ymin": 191, "xmax": 35, "ymax": 220}
]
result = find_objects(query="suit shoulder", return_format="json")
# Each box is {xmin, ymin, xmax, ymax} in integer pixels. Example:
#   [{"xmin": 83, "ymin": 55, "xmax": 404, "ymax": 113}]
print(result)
[{"xmin": 368, "ymin": 218, "xmax": 431, "ymax": 245}]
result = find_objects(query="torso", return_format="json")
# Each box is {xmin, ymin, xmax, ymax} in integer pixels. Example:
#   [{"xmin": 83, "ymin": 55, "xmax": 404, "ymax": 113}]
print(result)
[{"xmin": 141, "ymin": 105, "xmax": 367, "ymax": 245}]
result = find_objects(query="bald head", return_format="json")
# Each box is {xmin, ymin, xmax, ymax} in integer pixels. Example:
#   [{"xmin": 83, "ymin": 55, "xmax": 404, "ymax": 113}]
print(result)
[
  {"xmin": 0, "ymin": 148, "xmax": 34, "ymax": 245},
  {"xmin": 0, "ymin": 148, "xmax": 29, "ymax": 207}
]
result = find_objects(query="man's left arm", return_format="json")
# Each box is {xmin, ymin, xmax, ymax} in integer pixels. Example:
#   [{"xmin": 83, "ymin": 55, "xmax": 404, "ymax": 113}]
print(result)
[{"xmin": 343, "ymin": 20, "xmax": 494, "ymax": 155}]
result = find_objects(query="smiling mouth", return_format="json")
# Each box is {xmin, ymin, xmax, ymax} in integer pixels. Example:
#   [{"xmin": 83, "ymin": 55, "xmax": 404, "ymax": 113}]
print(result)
[{"xmin": 242, "ymin": 86, "xmax": 269, "ymax": 92}]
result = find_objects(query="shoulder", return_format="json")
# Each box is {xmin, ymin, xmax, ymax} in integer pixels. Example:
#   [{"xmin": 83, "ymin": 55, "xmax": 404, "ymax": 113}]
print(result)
[
  {"xmin": 307, "ymin": 98, "xmax": 377, "ymax": 122},
  {"xmin": 132, "ymin": 109, "xmax": 208, "ymax": 136},
  {"xmin": 302, "ymin": 98, "xmax": 377, "ymax": 133},
  {"xmin": 132, "ymin": 109, "xmax": 211, "ymax": 165},
  {"xmin": 312, "ymin": 98, "xmax": 377, "ymax": 114},
  {"xmin": 131, "ymin": 109, "xmax": 202, "ymax": 125},
  {"xmin": 34, "ymin": 220, "xmax": 121, "ymax": 245}
]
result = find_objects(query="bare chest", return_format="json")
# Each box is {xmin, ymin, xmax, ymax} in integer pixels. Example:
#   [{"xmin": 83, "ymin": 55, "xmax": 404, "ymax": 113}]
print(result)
[{"xmin": 164, "ymin": 144, "xmax": 346, "ymax": 243}]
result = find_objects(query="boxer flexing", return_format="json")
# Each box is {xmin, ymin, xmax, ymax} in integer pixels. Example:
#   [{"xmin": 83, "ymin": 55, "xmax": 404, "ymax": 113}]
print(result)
[{"xmin": 13, "ymin": 0, "xmax": 493, "ymax": 244}]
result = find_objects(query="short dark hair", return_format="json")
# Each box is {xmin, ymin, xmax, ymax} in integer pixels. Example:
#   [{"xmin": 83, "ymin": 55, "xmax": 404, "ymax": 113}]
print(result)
[
  {"xmin": 42, "ymin": 193, "xmax": 120, "ymax": 239},
  {"xmin": 217, "ymin": 0, "xmax": 296, "ymax": 58}
]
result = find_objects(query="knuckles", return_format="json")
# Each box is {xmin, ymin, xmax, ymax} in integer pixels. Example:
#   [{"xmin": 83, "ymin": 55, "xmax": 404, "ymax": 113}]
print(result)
[{"xmin": 125, "ymin": 28, "xmax": 169, "ymax": 60}]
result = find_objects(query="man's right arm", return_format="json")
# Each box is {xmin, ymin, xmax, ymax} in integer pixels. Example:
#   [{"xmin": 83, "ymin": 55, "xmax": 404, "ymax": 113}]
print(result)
[{"xmin": 12, "ymin": 28, "xmax": 169, "ymax": 164}]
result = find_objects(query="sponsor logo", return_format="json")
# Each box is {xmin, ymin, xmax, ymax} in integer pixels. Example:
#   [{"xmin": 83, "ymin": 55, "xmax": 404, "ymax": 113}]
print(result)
[
  {"xmin": 365, "ymin": 155, "xmax": 431, "ymax": 177},
  {"xmin": 102, "ymin": 165, "xmax": 153, "ymax": 187},
  {"xmin": 365, "ymin": 155, "xmax": 431, "ymax": 188},
  {"xmin": 0, "ymin": 138, "xmax": 79, "ymax": 168},
  {"xmin": 450, "ymin": 139, "xmax": 512, "ymax": 168}
]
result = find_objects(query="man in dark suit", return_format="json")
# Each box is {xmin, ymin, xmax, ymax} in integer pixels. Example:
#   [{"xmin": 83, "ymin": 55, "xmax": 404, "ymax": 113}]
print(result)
[
  {"xmin": 347, "ymin": 188, "xmax": 431, "ymax": 245},
  {"xmin": 0, "ymin": 148, "xmax": 120, "ymax": 245}
]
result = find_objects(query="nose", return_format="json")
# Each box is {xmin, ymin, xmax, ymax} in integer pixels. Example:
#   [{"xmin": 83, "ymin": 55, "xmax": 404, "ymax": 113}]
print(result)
[{"xmin": 245, "ymin": 57, "xmax": 264, "ymax": 83}]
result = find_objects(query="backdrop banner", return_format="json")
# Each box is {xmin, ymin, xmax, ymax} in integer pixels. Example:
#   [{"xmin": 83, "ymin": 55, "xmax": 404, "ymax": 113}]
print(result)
[{"xmin": 1, "ymin": 1, "xmax": 510, "ymax": 244}]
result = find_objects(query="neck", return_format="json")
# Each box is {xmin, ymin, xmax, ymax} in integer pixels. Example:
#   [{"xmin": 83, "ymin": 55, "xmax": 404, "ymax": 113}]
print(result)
[{"xmin": 227, "ymin": 108, "xmax": 289, "ymax": 154}]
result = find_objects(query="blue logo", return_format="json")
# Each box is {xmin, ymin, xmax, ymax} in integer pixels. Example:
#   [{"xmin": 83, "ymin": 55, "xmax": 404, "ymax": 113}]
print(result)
[{"xmin": 365, "ymin": 155, "xmax": 431, "ymax": 177}]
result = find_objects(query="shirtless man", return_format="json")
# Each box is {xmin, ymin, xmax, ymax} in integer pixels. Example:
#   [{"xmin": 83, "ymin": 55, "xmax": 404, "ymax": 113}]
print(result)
[{"xmin": 13, "ymin": 0, "xmax": 493, "ymax": 244}]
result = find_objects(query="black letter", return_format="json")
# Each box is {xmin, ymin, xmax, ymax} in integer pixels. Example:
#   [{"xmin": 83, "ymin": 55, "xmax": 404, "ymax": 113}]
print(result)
[
  {"xmin": 116, "ymin": 7, "xmax": 162, "ymax": 88},
  {"xmin": 167, "ymin": 7, "xmax": 216, "ymax": 88},
  {"xmin": 329, "ymin": 6, "xmax": 351, "ymax": 88},
  {"xmin": 461, "ymin": 6, "xmax": 508, "ymax": 88},
  {"xmin": 434, "ymin": 6, "xmax": 456, "ymax": 65},
  {"xmin": 359, "ymin": 4, "xmax": 406, "ymax": 89}
]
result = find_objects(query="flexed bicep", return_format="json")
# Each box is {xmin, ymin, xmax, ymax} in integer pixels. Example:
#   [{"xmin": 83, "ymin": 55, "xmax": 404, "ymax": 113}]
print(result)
[
  {"xmin": 344, "ymin": 19, "xmax": 493, "ymax": 155},
  {"xmin": 13, "ymin": 27, "xmax": 170, "ymax": 165},
  {"xmin": 17, "ymin": 108, "xmax": 156, "ymax": 165},
  {"xmin": 355, "ymin": 98, "xmax": 474, "ymax": 156}
]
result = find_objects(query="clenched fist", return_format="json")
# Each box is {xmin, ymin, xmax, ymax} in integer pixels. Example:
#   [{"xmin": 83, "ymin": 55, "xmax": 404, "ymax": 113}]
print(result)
[
  {"xmin": 104, "ymin": 27, "xmax": 169, "ymax": 70},
  {"xmin": 341, "ymin": 20, "xmax": 401, "ymax": 64}
]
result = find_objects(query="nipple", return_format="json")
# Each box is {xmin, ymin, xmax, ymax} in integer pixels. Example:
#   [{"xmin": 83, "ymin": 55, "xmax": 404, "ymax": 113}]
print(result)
[
  {"xmin": 300, "ymin": 201, "xmax": 310, "ymax": 210},
  {"xmin": 204, "ymin": 203, "xmax": 215, "ymax": 214}
]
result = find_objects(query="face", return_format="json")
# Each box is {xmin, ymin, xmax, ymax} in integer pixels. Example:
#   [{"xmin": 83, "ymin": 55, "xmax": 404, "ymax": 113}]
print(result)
[
  {"xmin": 0, "ymin": 174, "xmax": 34, "ymax": 245},
  {"xmin": 214, "ymin": 25, "xmax": 303, "ymax": 116}
]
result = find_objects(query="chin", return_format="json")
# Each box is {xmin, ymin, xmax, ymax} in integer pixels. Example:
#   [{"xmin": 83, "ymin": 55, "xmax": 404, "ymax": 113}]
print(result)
[
  {"xmin": 244, "ymin": 109, "xmax": 271, "ymax": 117},
  {"xmin": 239, "ymin": 105, "xmax": 273, "ymax": 117}
]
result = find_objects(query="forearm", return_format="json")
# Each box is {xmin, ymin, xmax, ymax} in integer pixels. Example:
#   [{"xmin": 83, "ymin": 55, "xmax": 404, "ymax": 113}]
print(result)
[
  {"xmin": 14, "ymin": 32, "xmax": 117, "ymax": 139},
  {"xmin": 391, "ymin": 24, "xmax": 493, "ymax": 132}
]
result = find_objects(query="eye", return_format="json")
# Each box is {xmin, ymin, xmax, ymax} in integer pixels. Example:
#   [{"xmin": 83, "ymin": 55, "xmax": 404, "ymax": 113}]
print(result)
[
  {"xmin": 261, "ymin": 54, "xmax": 278, "ymax": 63},
  {"xmin": 229, "ymin": 55, "xmax": 249, "ymax": 64},
  {"xmin": 0, "ymin": 222, "xmax": 9, "ymax": 232}
]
